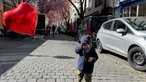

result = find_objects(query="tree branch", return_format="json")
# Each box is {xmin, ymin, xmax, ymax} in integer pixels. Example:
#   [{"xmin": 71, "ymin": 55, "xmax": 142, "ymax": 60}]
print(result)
[
  {"xmin": 46, "ymin": 9, "xmax": 51, "ymax": 14},
  {"xmin": 39, "ymin": 0, "xmax": 46, "ymax": 13},
  {"xmin": 11, "ymin": 0, "xmax": 17, "ymax": 7},
  {"xmin": 83, "ymin": 0, "xmax": 86, "ymax": 13},
  {"xmin": 68, "ymin": 0, "xmax": 80, "ymax": 16}
]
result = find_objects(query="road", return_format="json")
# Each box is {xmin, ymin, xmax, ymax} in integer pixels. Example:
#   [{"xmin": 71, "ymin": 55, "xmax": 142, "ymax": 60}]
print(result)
[{"xmin": 0, "ymin": 34, "xmax": 146, "ymax": 82}]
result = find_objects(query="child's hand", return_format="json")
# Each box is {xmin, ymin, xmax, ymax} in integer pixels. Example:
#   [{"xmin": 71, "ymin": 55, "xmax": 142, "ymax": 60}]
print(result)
[{"xmin": 88, "ymin": 57, "xmax": 93, "ymax": 62}]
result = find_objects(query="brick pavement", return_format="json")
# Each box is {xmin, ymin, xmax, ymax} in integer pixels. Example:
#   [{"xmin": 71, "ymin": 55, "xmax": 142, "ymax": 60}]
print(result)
[
  {"xmin": 0, "ymin": 34, "xmax": 146, "ymax": 82},
  {"xmin": 0, "ymin": 36, "xmax": 45, "ymax": 75}
]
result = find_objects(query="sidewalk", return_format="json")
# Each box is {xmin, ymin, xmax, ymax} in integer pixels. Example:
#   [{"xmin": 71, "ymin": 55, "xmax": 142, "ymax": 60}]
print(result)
[
  {"xmin": 0, "ymin": 35, "xmax": 47, "ymax": 76},
  {"xmin": 0, "ymin": 34, "xmax": 146, "ymax": 82},
  {"xmin": 0, "ymin": 34, "xmax": 77, "ymax": 82}
]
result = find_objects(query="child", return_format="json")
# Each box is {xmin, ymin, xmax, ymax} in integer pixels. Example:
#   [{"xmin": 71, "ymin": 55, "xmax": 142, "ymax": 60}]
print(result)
[{"xmin": 75, "ymin": 34, "xmax": 99, "ymax": 82}]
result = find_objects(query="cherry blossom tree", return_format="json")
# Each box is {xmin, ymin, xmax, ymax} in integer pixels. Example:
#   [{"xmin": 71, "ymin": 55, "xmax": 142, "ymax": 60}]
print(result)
[
  {"xmin": 10, "ymin": 0, "xmax": 71, "ymax": 25},
  {"xmin": 37, "ymin": 0, "xmax": 71, "ymax": 25}
]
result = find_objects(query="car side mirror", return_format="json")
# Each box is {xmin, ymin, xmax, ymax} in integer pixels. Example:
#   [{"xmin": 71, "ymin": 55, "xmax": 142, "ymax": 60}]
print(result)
[
  {"xmin": 116, "ymin": 28, "xmax": 127, "ymax": 35},
  {"xmin": 116, "ymin": 28, "xmax": 125, "ymax": 33}
]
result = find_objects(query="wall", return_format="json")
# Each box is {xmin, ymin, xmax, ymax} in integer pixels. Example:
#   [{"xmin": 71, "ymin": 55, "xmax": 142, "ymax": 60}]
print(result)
[
  {"xmin": 84, "ymin": 0, "xmax": 115, "ymax": 16},
  {"xmin": 84, "ymin": 0, "xmax": 102, "ymax": 16},
  {"xmin": 0, "ymin": 1, "xmax": 3, "ymax": 30}
]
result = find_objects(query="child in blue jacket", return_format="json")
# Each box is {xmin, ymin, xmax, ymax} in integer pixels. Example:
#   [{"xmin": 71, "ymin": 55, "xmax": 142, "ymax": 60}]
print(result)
[{"xmin": 75, "ymin": 34, "xmax": 98, "ymax": 82}]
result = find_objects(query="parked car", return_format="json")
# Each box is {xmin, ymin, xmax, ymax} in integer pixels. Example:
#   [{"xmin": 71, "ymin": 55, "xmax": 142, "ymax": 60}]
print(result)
[
  {"xmin": 76, "ymin": 16, "xmax": 113, "ymax": 47},
  {"xmin": 96, "ymin": 17, "xmax": 146, "ymax": 71}
]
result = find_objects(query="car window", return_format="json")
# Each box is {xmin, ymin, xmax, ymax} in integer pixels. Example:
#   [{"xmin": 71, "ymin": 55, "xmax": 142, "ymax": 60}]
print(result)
[
  {"xmin": 103, "ymin": 21, "xmax": 113, "ymax": 30},
  {"xmin": 112, "ymin": 20, "xmax": 133, "ymax": 34},
  {"xmin": 113, "ymin": 20, "xmax": 126, "ymax": 31},
  {"xmin": 125, "ymin": 17, "xmax": 146, "ymax": 30}
]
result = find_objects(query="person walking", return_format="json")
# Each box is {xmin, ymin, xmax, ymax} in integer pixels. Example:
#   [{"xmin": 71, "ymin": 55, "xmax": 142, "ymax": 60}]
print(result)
[
  {"xmin": 57, "ymin": 26, "xmax": 61, "ymax": 35},
  {"xmin": 52, "ymin": 25, "xmax": 56, "ymax": 37},
  {"xmin": 47, "ymin": 25, "xmax": 51, "ymax": 36},
  {"xmin": 75, "ymin": 34, "xmax": 98, "ymax": 82}
]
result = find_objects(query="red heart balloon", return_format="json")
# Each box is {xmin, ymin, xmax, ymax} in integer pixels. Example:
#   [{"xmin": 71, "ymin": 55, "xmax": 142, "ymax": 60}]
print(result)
[{"xmin": 2, "ymin": 2, "xmax": 38, "ymax": 36}]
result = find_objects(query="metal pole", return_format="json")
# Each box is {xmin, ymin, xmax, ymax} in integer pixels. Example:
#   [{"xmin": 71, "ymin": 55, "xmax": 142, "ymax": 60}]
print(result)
[{"xmin": 136, "ymin": 4, "xmax": 139, "ymax": 17}]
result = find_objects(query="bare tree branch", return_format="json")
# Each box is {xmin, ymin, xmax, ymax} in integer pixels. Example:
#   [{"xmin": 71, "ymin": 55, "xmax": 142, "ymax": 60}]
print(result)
[
  {"xmin": 68, "ymin": 0, "xmax": 87, "ymax": 24},
  {"xmin": 68, "ymin": 0, "xmax": 80, "ymax": 16},
  {"xmin": 80, "ymin": 0, "xmax": 83, "ymax": 13},
  {"xmin": 83, "ymin": 0, "xmax": 86, "ymax": 13},
  {"xmin": 46, "ymin": 9, "xmax": 51, "ymax": 14},
  {"xmin": 11, "ymin": 0, "xmax": 17, "ymax": 7},
  {"xmin": 39, "ymin": 0, "xmax": 46, "ymax": 13}
]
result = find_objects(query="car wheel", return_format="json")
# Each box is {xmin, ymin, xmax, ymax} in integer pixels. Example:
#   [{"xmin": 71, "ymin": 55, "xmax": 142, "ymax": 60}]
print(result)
[
  {"xmin": 128, "ymin": 47, "xmax": 146, "ymax": 71},
  {"xmin": 96, "ymin": 40, "xmax": 103, "ymax": 53}
]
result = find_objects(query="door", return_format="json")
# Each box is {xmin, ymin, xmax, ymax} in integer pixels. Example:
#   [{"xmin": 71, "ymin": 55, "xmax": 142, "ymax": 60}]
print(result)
[
  {"xmin": 99, "ymin": 21, "xmax": 113, "ymax": 49},
  {"xmin": 110, "ymin": 20, "xmax": 131, "ymax": 55}
]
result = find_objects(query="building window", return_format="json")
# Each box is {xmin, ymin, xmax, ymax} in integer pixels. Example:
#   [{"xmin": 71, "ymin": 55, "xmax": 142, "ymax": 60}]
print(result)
[
  {"xmin": 131, "ymin": 5, "xmax": 137, "ymax": 16},
  {"xmin": 139, "ymin": 2, "xmax": 146, "ymax": 16},
  {"xmin": 124, "ymin": 7, "xmax": 130, "ymax": 17},
  {"xmin": 114, "ymin": 0, "xmax": 120, "ymax": 7}
]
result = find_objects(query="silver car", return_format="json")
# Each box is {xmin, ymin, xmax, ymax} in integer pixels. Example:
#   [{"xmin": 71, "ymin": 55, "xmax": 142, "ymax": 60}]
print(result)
[{"xmin": 96, "ymin": 17, "xmax": 146, "ymax": 71}]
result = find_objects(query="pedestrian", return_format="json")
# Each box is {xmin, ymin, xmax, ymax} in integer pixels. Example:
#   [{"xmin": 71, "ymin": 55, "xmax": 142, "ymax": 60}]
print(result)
[
  {"xmin": 52, "ymin": 25, "xmax": 56, "ymax": 37},
  {"xmin": 47, "ymin": 25, "xmax": 51, "ymax": 36},
  {"xmin": 75, "ymin": 34, "xmax": 99, "ymax": 82},
  {"xmin": 57, "ymin": 26, "xmax": 61, "ymax": 35}
]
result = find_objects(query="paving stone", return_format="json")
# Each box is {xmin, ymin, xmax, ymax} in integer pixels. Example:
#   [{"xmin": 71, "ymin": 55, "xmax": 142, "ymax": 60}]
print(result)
[
  {"xmin": 0, "ymin": 80, "xmax": 8, "ymax": 82},
  {"xmin": 17, "ymin": 79, "xmax": 27, "ymax": 82},
  {"xmin": 37, "ymin": 79, "xmax": 46, "ymax": 82},
  {"xmin": 46, "ymin": 79, "xmax": 55, "ymax": 82},
  {"xmin": 27, "ymin": 79, "xmax": 36, "ymax": 82}
]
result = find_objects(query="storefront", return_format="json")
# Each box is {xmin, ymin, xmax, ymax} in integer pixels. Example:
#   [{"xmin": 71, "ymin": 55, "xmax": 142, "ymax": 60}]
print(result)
[{"xmin": 114, "ymin": 0, "xmax": 146, "ymax": 17}]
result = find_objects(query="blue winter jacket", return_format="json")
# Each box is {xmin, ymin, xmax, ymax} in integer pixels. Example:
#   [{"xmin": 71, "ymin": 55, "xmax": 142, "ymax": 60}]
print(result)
[{"xmin": 75, "ymin": 44, "xmax": 98, "ymax": 73}]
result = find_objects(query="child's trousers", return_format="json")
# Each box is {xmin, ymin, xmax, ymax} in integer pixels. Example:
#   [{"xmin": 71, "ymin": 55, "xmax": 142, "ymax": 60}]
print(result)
[{"xmin": 76, "ymin": 70, "xmax": 92, "ymax": 82}]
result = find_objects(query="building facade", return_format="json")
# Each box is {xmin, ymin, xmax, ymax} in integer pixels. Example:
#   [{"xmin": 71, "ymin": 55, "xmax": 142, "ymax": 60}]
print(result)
[
  {"xmin": 0, "ymin": 1, "xmax": 4, "ymax": 32},
  {"xmin": 85, "ymin": 0, "xmax": 115, "ymax": 16},
  {"xmin": 70, "ymin": 0, "xmax": 116, "ymax": 23},
  {"xmin": 114, "ymin": 0, "xmax": 146, "ymax": 17}
]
